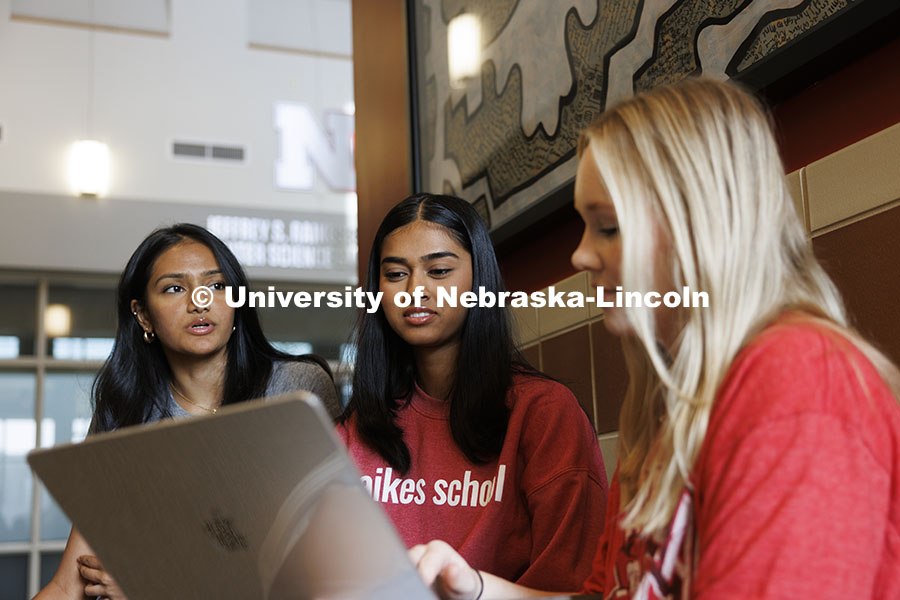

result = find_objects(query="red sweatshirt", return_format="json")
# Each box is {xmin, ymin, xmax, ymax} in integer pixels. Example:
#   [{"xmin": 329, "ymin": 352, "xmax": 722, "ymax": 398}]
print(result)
[
  {"xmin": 338, "ymin": 373, "xmax": 609, "ymax": 592},
  {"xmin": 583, "ymin": 317, "xmax": 900, "ymax": 599}
]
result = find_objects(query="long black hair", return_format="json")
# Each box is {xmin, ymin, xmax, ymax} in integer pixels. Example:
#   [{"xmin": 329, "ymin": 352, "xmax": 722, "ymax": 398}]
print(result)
[
  {"xmin": 341, "ymin": 194, "xmax": 541, "ymax": 473},
  {"xmin": 91, "ymin": 223, "xmax": 331, "ymax": 432}
]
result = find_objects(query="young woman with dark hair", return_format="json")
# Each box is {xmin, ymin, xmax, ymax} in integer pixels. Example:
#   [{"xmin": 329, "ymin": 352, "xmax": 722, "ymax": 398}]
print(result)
[
  {"xmin": 337, "ymin": 194, "xmax": 608, "ymax": 593},
  {"xmin": 37, "ymin": 223, "xmax": 339, "ymax": 600},
  {"xmin": 90, "ymin": 222, "xmax": 338, "ymax": 432}
]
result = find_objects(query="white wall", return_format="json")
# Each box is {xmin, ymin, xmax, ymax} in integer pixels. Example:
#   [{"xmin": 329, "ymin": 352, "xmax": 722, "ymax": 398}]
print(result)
[{"xmin": 0, "ymin": 0, "xmax": 355, "ymax": 216}]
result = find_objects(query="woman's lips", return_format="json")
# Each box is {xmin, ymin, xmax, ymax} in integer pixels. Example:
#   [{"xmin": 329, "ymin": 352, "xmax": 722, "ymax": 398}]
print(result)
[
  {"xmin": 592, "ymin": 283, "xmax": 617, "ymax": 299},
  {"xmin": 188, "ymin": 320, "xmax": 215, "ymax": 335},
  {"xmin": 403, "ymin": 307, "xmax": 435, "ymax": 325}
]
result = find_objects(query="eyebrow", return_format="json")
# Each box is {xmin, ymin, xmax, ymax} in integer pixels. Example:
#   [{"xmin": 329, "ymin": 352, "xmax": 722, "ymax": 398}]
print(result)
[
  {"xmin": 381, "ymin": 251, "xmax": 459, "ymax": 266},
  {"xmin": 154, "ymin": 269, "xmax": 222, "ymax": 285},
  {"xmin": 579, "ymin": 200, "xmax": 616, "ymax": 215},
  {"xmin": 422, "ymin": 251, "xmax": 459, "ymax": 261}
]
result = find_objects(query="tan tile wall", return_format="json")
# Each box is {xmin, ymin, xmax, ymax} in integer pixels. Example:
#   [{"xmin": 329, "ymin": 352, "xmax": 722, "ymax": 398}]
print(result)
[
  {"xmin": 537, "ymin": 272, "xmax": 591, "ymax": 337},
  {"xmin": 805, "ymin": 122, "xmax": 900, "ymax": 234},
  {"xmin": 513, "ymin": 271, "xmax": 629, "ymax": 475},
  {"xmin": 514, "ymin": 121, "xmax": 900, "ymax": 475},
  {"xmin": 802, "ymin": 120, "xmax": 900, "ymax": 364}
]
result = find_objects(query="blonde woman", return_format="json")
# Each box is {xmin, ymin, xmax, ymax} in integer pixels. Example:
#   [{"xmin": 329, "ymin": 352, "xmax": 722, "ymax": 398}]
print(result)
[{"xmin": 411, "ymin": 78, "xmax": 900, "ymax": 599}]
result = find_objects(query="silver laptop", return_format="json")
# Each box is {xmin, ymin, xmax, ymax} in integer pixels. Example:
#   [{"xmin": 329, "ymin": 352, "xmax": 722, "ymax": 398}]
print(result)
[{"xmin": 28, "ymin": 392, "xmax": 435, "ymax": 600}]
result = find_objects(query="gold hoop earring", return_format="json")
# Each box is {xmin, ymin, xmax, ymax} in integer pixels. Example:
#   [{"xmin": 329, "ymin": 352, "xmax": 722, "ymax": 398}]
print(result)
[{"xmin": 143, "ymin": 330, "xmax": 156, "ymax": 344}]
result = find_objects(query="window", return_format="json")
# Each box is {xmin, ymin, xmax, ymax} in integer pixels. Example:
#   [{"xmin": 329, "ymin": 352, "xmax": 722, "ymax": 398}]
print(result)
[{"xmin": 0, "ymin": 276, "xmax": 112, "ymax": 596}]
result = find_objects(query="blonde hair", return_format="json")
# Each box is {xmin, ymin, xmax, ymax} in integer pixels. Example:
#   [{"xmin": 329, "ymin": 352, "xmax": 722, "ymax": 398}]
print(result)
[{"xmin": 578, "ymin": 78, "xmax": 900, "ymax": 539}]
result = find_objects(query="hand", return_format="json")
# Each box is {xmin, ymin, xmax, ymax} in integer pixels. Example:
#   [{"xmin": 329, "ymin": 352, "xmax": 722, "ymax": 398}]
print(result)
[
  {"xmin": 77, "ymin": 555, "xmax": 128, "ymax": 600},
  {"xmin": 409, "ymin": 540, "xmax": 483, "ymax": 600}
]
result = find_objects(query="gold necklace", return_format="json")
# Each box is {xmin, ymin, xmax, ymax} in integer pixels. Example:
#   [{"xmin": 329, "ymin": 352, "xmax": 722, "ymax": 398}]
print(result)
[{"xmin": 170, "ymin": 383, "xmax": 218, "ymax": 415}]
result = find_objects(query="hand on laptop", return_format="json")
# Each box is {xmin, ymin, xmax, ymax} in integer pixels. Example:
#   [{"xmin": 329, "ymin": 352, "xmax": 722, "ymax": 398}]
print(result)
[
  {"xmin": 409, "ymin": 540, "xmax": 483, "ymax": 600},
  {"xmin": 409, "ymin": 540, "xmax": 568, "ymax": 599},
  {"xmin": 77, "ymin": 555, "xmax": 127, "ymax": 600}
]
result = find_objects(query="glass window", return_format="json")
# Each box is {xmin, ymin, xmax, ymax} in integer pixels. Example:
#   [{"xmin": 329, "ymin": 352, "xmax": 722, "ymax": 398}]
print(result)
[
  {"xmin": 40, "ymin": 552, "xmax": 64, "ymax": 589},
  {"xmin": 0, "ymin": 336, "xmax": 20, "ymax": 360},
  {"xmin": 40, "ymin": 372, "xmax": 95, "ymax": 540},
  {"xmin": 271, "ymin": 341, "xmax": 313, "ymax": 355},
  {"xmin": 0, "ymin": 554, "xmax": 28, "ymax": 600},
  {"xmin": 254, "ymin": 283, "xmax": 355, "ymax": 364},
  {"xmin": 46, "ymin": 283, "xmax": 116, "ymax": 360},
  {"xmin": 0, "ymin": 372, "xmax": 36, "ymax": 543},
  {"xmin": 0, "ymin": 283, "xmax": 37, "ymax": 357}
]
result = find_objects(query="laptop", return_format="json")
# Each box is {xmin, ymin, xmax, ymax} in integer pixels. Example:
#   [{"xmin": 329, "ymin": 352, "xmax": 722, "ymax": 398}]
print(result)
[{"xmin": 28, "ymin": 392, "xmax": 436, "ymax": 600}]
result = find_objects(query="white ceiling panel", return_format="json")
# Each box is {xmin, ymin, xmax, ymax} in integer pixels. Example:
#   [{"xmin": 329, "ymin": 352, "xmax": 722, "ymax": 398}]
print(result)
[
  {"xmin": 247, "ymin": 0, "xmax": 351, "ymax": 57},
  {"xmin": 11, "ymin": 0, "xmax": 169, "ymax": 33}
]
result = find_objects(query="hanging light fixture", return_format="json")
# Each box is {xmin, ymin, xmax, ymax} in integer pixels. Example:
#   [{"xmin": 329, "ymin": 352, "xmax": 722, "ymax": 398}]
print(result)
[
  {"xmin": 45, "ymin": 304, "xmax": 73, "ymax": 338},
  {"xmin": 68, "ymin": 139, "xmax": 110, "ymax": 196},
  {"xmin": 68, "ymin": 0, "xmax": 110, "ymax": 197},
  {"xmin": 447, "ymin": 13, "xmax": 481, "ymax": 88}
]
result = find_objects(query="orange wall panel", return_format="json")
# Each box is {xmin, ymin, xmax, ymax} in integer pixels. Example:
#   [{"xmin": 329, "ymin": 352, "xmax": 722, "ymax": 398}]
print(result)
[{"xmin": 352, "ymin": 0, "xmax": 412, "ymax": 284}]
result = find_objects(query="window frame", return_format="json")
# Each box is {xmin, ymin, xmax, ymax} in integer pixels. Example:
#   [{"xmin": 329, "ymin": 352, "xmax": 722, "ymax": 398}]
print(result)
[{"xmin": 0, "ymin": 272, "xmax": 112, "ymax": 596}]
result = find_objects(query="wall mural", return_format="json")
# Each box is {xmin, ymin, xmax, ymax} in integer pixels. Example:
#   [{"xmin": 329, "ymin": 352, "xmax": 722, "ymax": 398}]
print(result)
[{"xmin": 409, "ymin": 0, "xmax": 883, "ymax": 240}]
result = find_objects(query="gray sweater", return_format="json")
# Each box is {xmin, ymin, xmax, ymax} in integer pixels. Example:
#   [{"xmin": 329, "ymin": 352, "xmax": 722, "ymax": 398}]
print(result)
[{"xmin": 150, "ymin": 360, "xmax": 341, "ymax": 421}]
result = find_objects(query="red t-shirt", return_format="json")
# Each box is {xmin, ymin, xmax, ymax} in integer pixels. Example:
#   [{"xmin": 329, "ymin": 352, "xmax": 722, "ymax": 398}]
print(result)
[
  {"xmin": 337, "ymin": 373, "xmax": 609, "ymax": 592},
  {"xmin": 583, "ymin": 317, "xmax": 900, "ymax": 599}
]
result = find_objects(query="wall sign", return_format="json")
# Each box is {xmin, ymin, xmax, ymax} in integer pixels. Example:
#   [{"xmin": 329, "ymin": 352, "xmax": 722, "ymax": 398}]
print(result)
[{"xmin": 274, "ymin": 102, "xmax": 356, "ymax": 192}]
